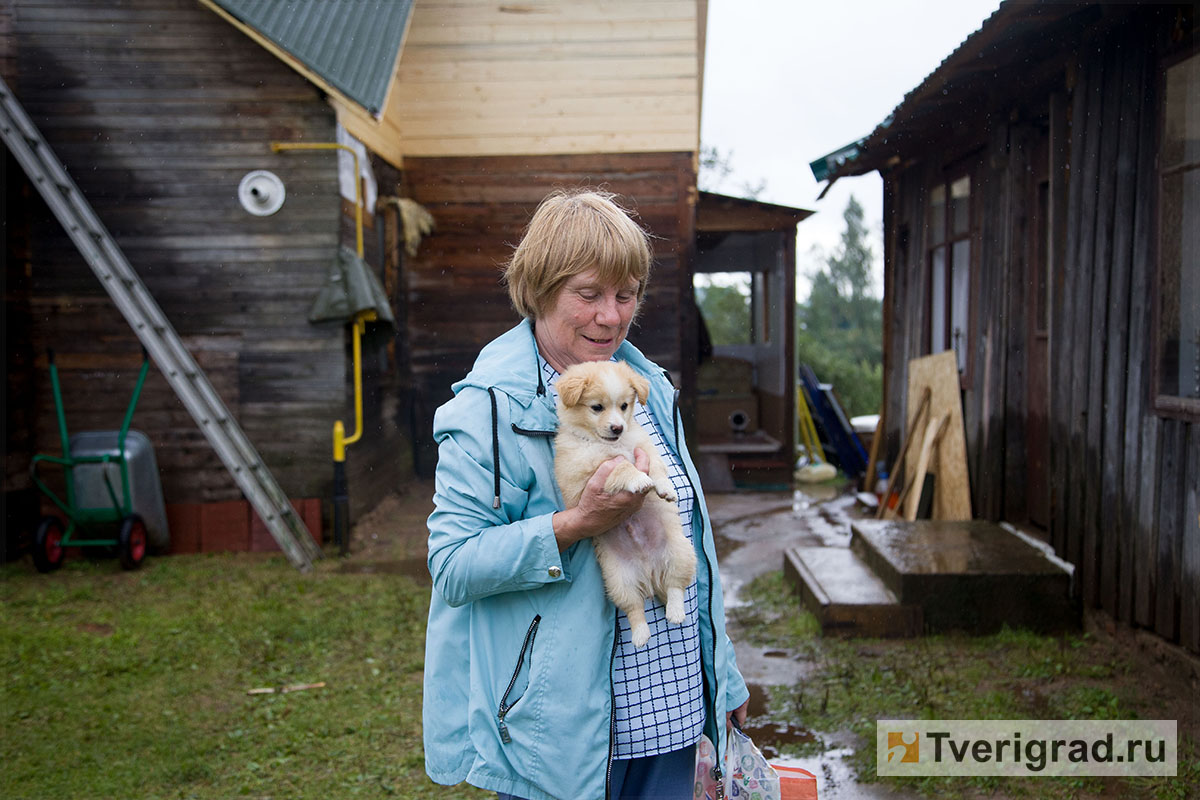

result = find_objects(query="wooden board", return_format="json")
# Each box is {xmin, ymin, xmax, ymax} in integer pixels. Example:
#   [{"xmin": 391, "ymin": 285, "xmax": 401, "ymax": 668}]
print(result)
[{"xmin": 904, "ymin": 351, "xmax": 971, "ymax": 520}]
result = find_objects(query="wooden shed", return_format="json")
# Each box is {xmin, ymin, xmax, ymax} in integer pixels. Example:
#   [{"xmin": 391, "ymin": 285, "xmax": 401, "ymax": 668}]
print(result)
[
  {"xmin": 813, "ymin": 2, "xmax": 1198, "ymax": 653},
  {"xmin": 3, "ymin": 0, "xmax": 720, "ymax": 552},
  {"xmin": 693, "ymin": 191, "xmax": 812, "ymax": 489}
]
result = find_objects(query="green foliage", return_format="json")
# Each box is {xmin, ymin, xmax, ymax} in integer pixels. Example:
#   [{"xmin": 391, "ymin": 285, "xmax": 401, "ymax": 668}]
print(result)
[
  {"xmin": 1, "ymin": 554, "xmax": 488, "ymax": 800},
  {"xmin": 797, "ymin": 195, "xmax": 883, "ymax": 418},
  {"xmin": 694, "ymin": 278, "xmax": 751, "ymax": 346}
]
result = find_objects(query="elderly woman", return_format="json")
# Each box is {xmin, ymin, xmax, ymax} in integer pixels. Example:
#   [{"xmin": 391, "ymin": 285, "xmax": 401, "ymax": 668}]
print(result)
[{"xmin": 423, "ymin": 189, "xmax": 749, "ymax": 800}]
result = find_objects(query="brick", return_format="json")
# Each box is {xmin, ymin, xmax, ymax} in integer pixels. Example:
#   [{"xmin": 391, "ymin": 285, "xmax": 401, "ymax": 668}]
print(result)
[
  {"xmin": 250, "ymin": 498, "xmax": 322, "ymax": 552},
  {"xmin": 200, "ymin": 500, "xmax": 250, "ymax": 553},
  {"xmin": 165, "ymin": 503, "xmax": 202, "ymax": 554}
]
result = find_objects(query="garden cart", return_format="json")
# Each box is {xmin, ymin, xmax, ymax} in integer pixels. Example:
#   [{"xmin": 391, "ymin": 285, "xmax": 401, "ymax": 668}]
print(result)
[{"xmin": 29, "ymin": 349, "xmax": 168, "ymax": 572}]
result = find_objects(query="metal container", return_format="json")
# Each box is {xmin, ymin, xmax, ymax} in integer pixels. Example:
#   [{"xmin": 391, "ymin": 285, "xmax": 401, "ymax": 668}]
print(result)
[{"xmin": 68, "ymin": 430, "xmax": 170, "ymax": 550}]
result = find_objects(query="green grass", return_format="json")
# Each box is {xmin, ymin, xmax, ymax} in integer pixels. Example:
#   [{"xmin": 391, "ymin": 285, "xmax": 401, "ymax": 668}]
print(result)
[
  {"xmin": 733, "ymin": 571, "xmax": 1199, "ymax": 800},
  {"xmin": 1, "ymin": 552, "xmax": 487, "ymax": 800}
]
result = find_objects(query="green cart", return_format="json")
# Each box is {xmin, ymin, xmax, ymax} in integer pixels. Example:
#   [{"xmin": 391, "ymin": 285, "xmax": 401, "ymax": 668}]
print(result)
[{"xmin": 29, "ymin": 349, "xmax": 161, "ymax": 572}]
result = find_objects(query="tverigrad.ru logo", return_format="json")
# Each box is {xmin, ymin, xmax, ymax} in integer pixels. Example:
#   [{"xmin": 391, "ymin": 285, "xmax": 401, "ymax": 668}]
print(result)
[
  {"xmin": 877, "ymin": 720, "xmax": 1177, "ymax": 777},
  {"xmin": 886, "ymin": 731, "xmax": 920, "ymax": 764}
]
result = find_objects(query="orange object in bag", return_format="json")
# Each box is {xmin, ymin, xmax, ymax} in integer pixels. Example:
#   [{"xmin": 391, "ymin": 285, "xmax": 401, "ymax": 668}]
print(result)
[{"xmin": 771, "ymin": 764, "xmax": 818, "ymax": 800}]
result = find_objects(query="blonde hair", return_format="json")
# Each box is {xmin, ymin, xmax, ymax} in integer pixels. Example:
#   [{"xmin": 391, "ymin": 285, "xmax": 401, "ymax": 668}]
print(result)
[{"xmin": 504, "ymin": 189, "xmax": 653, "ymax": 319}]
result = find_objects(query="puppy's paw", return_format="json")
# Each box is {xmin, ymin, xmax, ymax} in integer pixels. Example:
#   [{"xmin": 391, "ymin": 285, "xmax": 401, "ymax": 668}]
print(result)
[
  {"xmin": 655, "ymin": 481, "xmax": 677, "ymax": 502},
  {"xmin": 621, "ymin": 471, "xmax": 655, "ymax": 495},
  {"xmin": 630, "ymin": 622, "xmax": 651, "ymax": 648},
  {"xmin": 665, "ymin": 588, "xmax": 685, "ymax": 624}
]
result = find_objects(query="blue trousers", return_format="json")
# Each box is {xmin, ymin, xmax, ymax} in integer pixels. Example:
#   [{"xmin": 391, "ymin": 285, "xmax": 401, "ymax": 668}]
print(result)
[{"xmin": 497, "ymin": 743, "xmax": 696, "ymax": 800}]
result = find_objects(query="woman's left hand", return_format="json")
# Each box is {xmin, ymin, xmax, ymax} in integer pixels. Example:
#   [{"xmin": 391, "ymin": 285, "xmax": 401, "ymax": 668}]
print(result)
[{"xmin": 726, "ymin": 698, "xmax": 749, "ymax": 730}]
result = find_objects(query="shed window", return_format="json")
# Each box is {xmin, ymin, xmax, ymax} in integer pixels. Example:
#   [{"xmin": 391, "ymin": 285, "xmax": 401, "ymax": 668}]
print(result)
[
  {"xmin": 1155, "ymin": 49, "xmax": 1199, "ymax": 418},
  {"xmin": 927, "ymin": 172, "xmax": 973, "ymax": 376}
]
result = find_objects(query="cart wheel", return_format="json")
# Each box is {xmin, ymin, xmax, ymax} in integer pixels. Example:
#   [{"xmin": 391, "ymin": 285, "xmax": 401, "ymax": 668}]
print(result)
[
  {"xmin": 119, "ymin": 515, "xmax": 148, "ymax": 571},
  {"xmin": 33, "ymin": 516, "xmax": 66, "ymax": 573}
]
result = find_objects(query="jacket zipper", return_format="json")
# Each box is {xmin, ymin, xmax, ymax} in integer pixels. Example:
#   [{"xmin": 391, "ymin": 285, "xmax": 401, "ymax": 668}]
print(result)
[
  {"xmin": 511, "ymin": 423, "xmax": 555, "ymax": 437},
  {"xmin": 671, "ymin": 387, "xmax": 724, "ymax": 790},
  {"xmin": 604, "ymin": 610, "xmax": 620, "ymax": 800},
  {"xmin": 497, "ymin": 614, "xmax": 541, "ymax": 744}
]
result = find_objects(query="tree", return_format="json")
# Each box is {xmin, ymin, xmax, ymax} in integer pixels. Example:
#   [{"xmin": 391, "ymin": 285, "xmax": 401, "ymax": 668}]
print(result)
[
  {"xmin": 694, "ymin": 278, "xmax": 751, "ymax": 346},
  {"xmin": 796, "ymin": 195, "xmax": 883, "ymax": 418},
  {"xmin": 698, "ymin": 144, "xmax": 766, "ymax": 199}
]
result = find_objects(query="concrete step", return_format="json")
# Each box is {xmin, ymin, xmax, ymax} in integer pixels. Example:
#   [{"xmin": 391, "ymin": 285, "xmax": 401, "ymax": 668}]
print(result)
[
  {"xmin": 850, "ymin": 519, "xmax": 1078, "ymax": 634},
  {"xmin": 783, "ymin": 546, "xmax": 923, "ymax": 638}
]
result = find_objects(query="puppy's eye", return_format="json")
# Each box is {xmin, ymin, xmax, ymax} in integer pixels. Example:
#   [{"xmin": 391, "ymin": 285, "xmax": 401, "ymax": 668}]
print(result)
[
  {"xmin": 590, "ymin": 404, "xmax": 603, "ymax": 412},
  {"xmin": 620, "ymin": 403, "xmax": 628, "ymax": 411}
]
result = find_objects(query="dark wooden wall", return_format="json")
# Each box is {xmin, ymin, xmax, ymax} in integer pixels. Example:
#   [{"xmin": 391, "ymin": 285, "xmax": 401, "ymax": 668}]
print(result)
[
  {"xmin": 399, "ymin": 153, "xmax": 697, "ymax": 476},
  {"xmin": 4, "ymin": 0, "xmax": 412, "ymax": 533},
  {"xmin": 879, "ymin": 11, "xmax": 1198, "ymax": 653}
]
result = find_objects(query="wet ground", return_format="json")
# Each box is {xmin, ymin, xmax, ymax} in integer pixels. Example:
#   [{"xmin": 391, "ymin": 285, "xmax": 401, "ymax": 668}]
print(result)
[
  {"xmin": 706, "ymin": 485, "xmax": 917, "ymax": 799},
  {"xmin": 348, "ymin": 480, "xmax": 1198, "ymax": 800},
  {"xmin": 349, "ymin": 479, "xmax": 912, "ymax": 798}
]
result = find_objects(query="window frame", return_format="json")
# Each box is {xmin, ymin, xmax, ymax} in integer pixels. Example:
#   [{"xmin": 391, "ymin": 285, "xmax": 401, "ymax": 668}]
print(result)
[
  {"xmin": 1152, "ymin": 42, "xmax": 1200, "ymax": 421},
  {"xmin": 924, "ymin": 159, "xmax": 979, "ymax": 386}
]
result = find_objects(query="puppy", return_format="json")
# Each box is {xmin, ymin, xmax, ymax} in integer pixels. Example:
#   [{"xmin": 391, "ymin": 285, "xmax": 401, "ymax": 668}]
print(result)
[{"xmin": 554, "ymin": 360, "xmax": 697, "ymax": 648}]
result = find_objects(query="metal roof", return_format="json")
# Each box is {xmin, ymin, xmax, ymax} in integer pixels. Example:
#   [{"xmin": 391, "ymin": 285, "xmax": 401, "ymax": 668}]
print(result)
[{"xmin": 211, "ymin": 0, "xmax": 413, "ymax": 115}]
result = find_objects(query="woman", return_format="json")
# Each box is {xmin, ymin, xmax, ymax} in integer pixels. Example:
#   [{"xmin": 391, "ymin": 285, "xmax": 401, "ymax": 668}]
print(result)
[{"xmin": 423, "ymin": 189, "xmax": 749, "ymax": 800}]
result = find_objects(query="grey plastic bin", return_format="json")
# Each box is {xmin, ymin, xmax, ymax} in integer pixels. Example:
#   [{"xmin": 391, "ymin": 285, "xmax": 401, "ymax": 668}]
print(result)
[{"xmin": 68, "ymin": 430, "xmax": 170, "ymax": 551}]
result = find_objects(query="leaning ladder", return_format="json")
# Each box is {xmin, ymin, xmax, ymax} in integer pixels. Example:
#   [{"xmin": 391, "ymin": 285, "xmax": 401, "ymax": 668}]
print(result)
[{"xmin": 0, "ymin": 77, "xmax": 322, "ymax": 571}]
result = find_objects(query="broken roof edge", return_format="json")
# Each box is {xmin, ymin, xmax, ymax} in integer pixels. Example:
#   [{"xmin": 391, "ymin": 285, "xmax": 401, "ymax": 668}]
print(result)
[{"xmin": 810, "ymin": 0, "xmax": 1019, "ymax": 186}]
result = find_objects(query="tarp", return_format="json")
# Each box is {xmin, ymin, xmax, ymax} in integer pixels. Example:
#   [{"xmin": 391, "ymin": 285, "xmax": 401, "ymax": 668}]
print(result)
[{"xmin": 309, "ymin": 245, "xmax": 395, "ymax": 327}]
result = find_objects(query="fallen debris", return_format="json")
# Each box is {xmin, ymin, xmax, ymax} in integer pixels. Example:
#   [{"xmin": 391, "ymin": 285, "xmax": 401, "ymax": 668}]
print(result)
[{"xmin": 247, "ymin": 682, "xmax": 326, "ymax": 696}]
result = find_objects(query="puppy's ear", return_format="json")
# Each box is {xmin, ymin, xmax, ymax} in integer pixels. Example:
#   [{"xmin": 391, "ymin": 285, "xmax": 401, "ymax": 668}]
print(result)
[
  {"xmin": 556, "ymin": 373, "xmax": 588, "ymax": 407},
  {"xmin": 618, "ymin": 362, "xmax": 650, "ymax": 405}
]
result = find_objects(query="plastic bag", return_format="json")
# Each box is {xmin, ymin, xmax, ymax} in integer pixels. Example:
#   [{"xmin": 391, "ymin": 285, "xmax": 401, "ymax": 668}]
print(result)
[
  {"xmin": 694, "ymin": 734, "xmax": 722, "ymax": 799},
  {"xmin": 726, "ymin": 726, "xmax": 781, "ymax": 799},
  {"xmin": 694, "ymin": 730, "xmax": 782, "ymax": 800}
]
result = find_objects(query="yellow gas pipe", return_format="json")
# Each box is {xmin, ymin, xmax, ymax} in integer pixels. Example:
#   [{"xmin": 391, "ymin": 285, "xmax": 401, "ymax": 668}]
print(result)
[{"xmin": 270, "ymin": 141, "xmax": 374, "ymax": 553}]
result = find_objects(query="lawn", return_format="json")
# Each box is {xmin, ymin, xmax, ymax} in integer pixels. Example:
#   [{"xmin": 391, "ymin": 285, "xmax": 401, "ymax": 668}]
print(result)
[
  {"xmin": 1, "ymin": 551, "xmax": 487, "ymax": 800},
  {"xmin": 733, "ymin": 571, "xmax": 1199, "ymax": 800}
]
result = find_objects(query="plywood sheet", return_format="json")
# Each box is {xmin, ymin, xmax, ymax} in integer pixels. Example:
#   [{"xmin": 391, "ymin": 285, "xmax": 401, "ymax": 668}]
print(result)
[{"xmin": 905, "ymin": 351, "xmax": 972, "ymax": 520}]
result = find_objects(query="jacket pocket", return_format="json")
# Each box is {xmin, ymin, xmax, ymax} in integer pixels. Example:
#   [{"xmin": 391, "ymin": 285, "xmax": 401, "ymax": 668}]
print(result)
[{"xmin": 497, "ymin": 614, "xmax": 541, "ymax": 744}]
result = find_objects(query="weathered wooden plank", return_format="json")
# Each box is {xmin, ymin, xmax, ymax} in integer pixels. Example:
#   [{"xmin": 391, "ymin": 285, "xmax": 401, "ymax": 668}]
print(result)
[
  {"xmin": 1004, "ymin": 125, "xmax": 1033, "ymax": 523},
  {"xmin": 1156, "ymin": 420, "xmax": 1185, "ymax": 640},
  {"xmin": 1066, "ymin": 46, "xmax": 1105, "ymax": 595},
  {"xmin": 1101, "ymin": 38, "xmax": 1143, "ymax": 620},
  {"xmin": 1182, "ymin": 425, "xmax": 1200, "ymax": 653},
  {"xmin": 1086, "ymin": 35, "xmax": 1125, "ymax": 612},
  {"xmin": 1051, "ymin": 54, "xmax": 1088, "ymax": 562}
]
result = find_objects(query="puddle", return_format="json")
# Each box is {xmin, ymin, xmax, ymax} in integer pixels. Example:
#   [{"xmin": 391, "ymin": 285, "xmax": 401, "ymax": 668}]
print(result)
[{"xmin": 741, "ymin": 683, "xmax": 818, "ymax": 760}]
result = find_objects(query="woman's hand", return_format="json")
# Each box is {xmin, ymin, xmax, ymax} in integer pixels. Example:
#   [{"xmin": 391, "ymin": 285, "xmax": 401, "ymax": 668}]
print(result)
[
  {"xmin": 553, "ymin": 448, "xmax": 650, "ymax": 550},
  {"xmin": 726, "ymin": 698, "xmax": 749, "ymax": 730}
]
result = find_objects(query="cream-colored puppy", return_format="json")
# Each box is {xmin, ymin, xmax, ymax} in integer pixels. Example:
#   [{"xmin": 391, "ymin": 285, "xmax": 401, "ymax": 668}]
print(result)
[{"xmin": 554, "ymin": 360, "xmax": 697, "ymax": 647}]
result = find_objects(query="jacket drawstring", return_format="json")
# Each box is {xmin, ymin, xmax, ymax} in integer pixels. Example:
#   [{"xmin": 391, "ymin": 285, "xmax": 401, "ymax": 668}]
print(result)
[{"xmin": 487, "ymin": 387, "xmax": 501, "ymax": 509}]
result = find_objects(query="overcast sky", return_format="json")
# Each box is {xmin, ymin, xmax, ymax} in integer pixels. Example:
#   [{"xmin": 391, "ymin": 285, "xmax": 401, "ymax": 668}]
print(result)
[{"xmin": 700, "ymin": 0, "xmax": 1002, "ymax": 298}]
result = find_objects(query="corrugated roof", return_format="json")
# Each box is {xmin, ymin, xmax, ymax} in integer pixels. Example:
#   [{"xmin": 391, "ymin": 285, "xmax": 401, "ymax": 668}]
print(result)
[{"xmin": 211, "ymin": 0, "xmax": 413, "ymax": 114}]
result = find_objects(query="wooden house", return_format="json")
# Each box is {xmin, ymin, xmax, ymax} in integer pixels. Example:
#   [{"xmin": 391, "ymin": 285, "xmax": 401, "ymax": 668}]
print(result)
[
  {"xmin": 5, "ymin": 0, "xmax": 785, "ymax": 554},
  {"xmin": 812, "ymin": 2, "xmax": 1198, "ymax": 653}
]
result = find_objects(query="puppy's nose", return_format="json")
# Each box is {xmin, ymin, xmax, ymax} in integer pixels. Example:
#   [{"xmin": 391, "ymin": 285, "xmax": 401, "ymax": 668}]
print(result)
[{"xmin": 609, "ymin": 424, "xmax": 623, "ymax": 437}]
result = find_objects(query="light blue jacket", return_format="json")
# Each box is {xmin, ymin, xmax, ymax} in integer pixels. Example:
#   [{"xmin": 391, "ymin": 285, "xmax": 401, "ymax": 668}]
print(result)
[{"xmin": 423, "ymin": 319, "xmax": 749, "ymax": 800}]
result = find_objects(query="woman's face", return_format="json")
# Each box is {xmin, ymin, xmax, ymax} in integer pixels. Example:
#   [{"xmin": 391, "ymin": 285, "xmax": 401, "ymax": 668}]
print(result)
[{"xmin": 535, "ymin": 268, "xmax": 640, "ymax": 372}]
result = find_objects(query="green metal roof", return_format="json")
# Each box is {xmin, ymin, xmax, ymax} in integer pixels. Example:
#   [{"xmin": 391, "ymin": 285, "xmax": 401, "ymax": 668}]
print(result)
[{"xmin": 212, "ymin": 0, "xmax": 413, "ymax": 115}]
